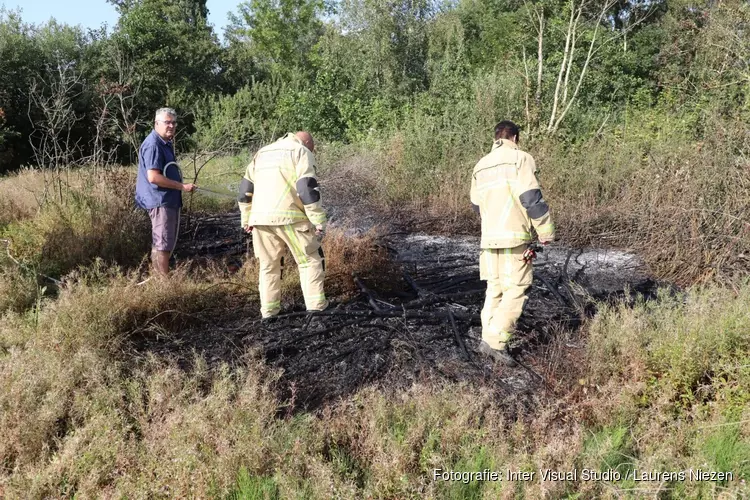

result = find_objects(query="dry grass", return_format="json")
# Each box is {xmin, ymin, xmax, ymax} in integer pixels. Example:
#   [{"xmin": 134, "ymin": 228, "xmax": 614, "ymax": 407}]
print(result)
[
  {"xmin": 533, "ymin": 129, "xmax": 750, "ymax": 286},
  {"xmin": 0, "ymin": 167, "xmax": 46, "ymax": 226},
  {"xmin": 0, "ymin": 262, "xmax": 253, "ymax": 356},
  {"xmin": 323, "ymin": 227, "xmax": 398, "ymax": 297},
  {"xmin": 0, "ymin": 166, "xmax": 130, "ymax": 224},
  {"xmin": 3, "ymin": 264, "xmax": 750, "ymax": 497},
  {"xmin": 0, "ymin": 262, "xmax": 258, "ymax": 494},
  {"xmin": 0, "ymin": 164, "xmax": 236, "ymax": 315},
  {"xmin": 0, "ymin": 167, "xmax": 146, "ymax": 313}
]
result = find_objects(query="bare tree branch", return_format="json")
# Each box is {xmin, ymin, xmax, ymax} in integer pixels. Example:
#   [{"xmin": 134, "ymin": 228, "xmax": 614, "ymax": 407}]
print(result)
[{"xmin": 547, "ymin": 0, "xmax": 578, "ymax": 131}]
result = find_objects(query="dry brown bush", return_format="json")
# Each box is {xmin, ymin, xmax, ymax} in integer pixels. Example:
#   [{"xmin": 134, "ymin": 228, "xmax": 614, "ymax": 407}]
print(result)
[
  {"xmin": 229, "ymin": 226, "xmax": 398, "ymax": 310},
  {"xmin": 323, "ymin": 227, "xmax": 398, "ymax": 297}
]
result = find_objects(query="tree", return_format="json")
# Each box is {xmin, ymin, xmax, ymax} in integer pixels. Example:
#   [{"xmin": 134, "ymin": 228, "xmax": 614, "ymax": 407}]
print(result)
[
  {"xmin": 337, "ymin": 0, "xmax": 433, "ymax": 96},
  {"xmin": 0, "ymin": 11, "xmax": 102, "ymax": 172},
  {"xmin": 0, "ymin": 9, "xmax": 44, "ymax": 172},
  {"xmin": 225, "ymin": 0, "xmax": 324, "ymax": 80},
  {"xmin": 515, "ymin": 0, "xmax": 660, "ymax": 133},
  {"xmin": 112, "ymin": 0, "xmax": 221, "ymax": 140}
]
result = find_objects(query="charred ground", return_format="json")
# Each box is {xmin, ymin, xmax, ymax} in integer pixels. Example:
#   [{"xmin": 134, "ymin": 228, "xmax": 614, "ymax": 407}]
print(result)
[{"xmin": 131, "ymin": 204, "xmax": 658, "ymax": 413}]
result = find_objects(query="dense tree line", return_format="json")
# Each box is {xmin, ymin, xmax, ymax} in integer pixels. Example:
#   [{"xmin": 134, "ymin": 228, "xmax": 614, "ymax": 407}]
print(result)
[{"xmin": 0, "ymin": 0, "xmax": 748, "ymax": 173}]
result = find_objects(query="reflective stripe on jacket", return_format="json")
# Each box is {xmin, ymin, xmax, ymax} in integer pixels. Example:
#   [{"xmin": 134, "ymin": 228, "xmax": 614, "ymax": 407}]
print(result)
[{"xmin": 470, "ymin": 139, "xmax": 555, "ymax": 248}]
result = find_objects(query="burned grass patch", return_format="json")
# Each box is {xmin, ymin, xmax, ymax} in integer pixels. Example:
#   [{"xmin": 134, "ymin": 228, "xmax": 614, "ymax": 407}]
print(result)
[{"xmin": 129, "ymin": 213, "xmax": 658, "ymax": 414}]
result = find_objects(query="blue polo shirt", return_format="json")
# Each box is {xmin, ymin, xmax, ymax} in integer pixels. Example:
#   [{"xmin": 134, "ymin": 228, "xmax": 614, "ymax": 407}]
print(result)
[{"xmin": 135, "ymin": 130, "xmax": 183, "ymax": 209}]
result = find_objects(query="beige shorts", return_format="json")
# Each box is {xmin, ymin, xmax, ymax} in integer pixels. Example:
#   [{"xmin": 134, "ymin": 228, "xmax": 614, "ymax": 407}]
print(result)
[{"xmin": 148, "ymin": 206, "xmax": 180, "ymax": 252}]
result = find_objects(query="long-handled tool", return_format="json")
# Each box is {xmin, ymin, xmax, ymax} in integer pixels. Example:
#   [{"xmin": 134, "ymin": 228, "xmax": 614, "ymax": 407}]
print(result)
[{"xmin": 195, "ymin": 186, "xmax": 237, "ymax": 198}]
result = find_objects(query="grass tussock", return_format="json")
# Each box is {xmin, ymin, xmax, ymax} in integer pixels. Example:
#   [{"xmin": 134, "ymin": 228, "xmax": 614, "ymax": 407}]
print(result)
[
  {"xmin": 0, "ymin": 258, "xmax": 40, "ymax": 313},
  {"xmin": 323, "ymin": 227, "xmax": 397, "ymax": 297}
]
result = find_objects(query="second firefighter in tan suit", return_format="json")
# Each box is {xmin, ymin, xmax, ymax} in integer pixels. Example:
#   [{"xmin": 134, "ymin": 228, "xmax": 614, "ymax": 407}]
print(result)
[
  {"xmin": 470, "ymin": 120, "xmax": 555, "ymax": 363},
  {"xmin": 238, "ymin": 131, "xmax": 328, "ymax": 318}
]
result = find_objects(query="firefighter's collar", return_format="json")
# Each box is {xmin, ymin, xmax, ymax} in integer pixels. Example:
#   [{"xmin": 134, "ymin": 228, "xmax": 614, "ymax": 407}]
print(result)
[
  {"xmin": 492, "ymin": 139, "xmax": 519, "ymax": 151},
  {"xmin": 283, "ymin": 132, "xmax": 301, "ymax": 144},
  {"xmin": 284, "ymin": 132, "xmax": 313, "ymax": 151}
]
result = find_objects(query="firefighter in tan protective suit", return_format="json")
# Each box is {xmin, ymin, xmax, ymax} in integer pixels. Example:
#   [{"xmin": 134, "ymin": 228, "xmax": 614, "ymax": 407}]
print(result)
[
  {"xmin": 238, "ymin": 131, "xmax": 328, "ymax": 318},
  {"xmin": 470, "ymin": 120, "xmax": 555, "ymax": 365}
]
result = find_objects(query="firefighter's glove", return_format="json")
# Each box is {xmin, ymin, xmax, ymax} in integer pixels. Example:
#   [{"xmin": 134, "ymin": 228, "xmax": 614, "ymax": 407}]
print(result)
[
  {"xmin": 243, "ymin": 225, "xmax": 253, "ymax": 234},
  {"xmin": 315, "ymin": 224, "xmax": 325, "ymax": 240},
  {"xmin": 522, "ymin": 246, "xmax": 537, "ymax": 264}
]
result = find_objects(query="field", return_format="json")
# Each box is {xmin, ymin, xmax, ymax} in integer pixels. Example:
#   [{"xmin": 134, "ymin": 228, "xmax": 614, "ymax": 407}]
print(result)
[{"xmin": 1, "ymin": 124, "xmax": 750, "ymax": 498}]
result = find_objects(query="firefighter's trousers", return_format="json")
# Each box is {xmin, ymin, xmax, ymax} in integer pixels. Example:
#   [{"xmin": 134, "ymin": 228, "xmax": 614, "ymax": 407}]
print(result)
[
  {"xmin": 252, "ymin": 223, "xmax": 327, "ymax": 318},
  {"xmin": 479, "ymin": 244, "xmax": 532, "ymax": 349}
]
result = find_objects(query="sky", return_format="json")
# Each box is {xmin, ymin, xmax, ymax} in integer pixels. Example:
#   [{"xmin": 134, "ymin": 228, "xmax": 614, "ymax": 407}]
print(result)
[{"xmin": 2, "ymin": 0, "xmax": 240, "ymax": 35}]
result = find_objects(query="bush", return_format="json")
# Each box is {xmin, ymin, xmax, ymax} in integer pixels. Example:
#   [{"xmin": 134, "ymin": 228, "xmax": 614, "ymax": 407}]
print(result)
[
  {"xmin": 0, "ymin": 258, "xmax": 39, "ymax": 313},
  {"xmin": 194, "ymin": 80, "xmax": 286, "ymax": 152}
]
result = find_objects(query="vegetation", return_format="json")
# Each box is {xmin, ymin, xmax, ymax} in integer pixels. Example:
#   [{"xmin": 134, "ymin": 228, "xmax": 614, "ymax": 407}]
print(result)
[
  {"xmin": 2, "ymin": 0, "xmax": 750, "ymax": 497},
  {"xmin": 2, "ymin": 252, "xmax": 750, "ymax": 497}
]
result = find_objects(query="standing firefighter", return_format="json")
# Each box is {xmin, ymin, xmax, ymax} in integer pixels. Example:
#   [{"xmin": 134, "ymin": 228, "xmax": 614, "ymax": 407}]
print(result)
[
  {"xmin": 238, "ymin": 132, "xmax": 328, "ymax": 318},
  {"xmin": 470, "ymin": 120, "xmax": 555, "ymax": 365}
]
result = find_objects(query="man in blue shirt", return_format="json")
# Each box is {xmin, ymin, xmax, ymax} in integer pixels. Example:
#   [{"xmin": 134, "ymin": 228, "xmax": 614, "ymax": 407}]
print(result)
[{"xmin": 135, "ymin": 107, "xmax": 196, "ymax": 276}]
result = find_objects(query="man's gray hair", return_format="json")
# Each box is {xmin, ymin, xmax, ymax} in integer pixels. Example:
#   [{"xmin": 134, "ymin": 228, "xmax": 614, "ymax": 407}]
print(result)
[{"xmin": 155, "ymin": 107, "xmax": 177, "ymax": 120}]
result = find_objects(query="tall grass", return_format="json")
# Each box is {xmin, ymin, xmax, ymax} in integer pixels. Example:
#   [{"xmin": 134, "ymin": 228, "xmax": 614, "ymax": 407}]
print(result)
[
  {"xmin": 3, "ymin": 260, "xmax": 750, "ymax": 497},
  {"xmin": 358, "ymin": 102, "xmax": 750, "ymax": 285},
  {"xmin": 0, "ymin": 167, "xmax": 151, "ymax": 312},
  {"xmin": 0, "ymin": 167, "xmax": 45, "ymax": 227},
  {"xmin": 534, "ymin": 111, "xmax": 750, "ymax": 285},
  {"xmin": 0, "ymin": 168, "xmax": 148, "ymax": 269}
]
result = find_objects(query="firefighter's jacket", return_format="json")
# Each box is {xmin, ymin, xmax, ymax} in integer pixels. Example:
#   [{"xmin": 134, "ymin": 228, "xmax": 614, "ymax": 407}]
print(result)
[
  {"xmin": 238, "ymin": 133, "xmax": 327, "ymax": 228},
  {"xmin": 470, "ymin": 139, "xmax": 555, "ymax": 249}
]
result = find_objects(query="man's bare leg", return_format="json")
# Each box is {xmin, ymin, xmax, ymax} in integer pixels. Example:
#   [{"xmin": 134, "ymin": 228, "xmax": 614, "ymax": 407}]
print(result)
[{"xmin": 152, "ymin": 249, "xmax": 171, "ymax": 276}]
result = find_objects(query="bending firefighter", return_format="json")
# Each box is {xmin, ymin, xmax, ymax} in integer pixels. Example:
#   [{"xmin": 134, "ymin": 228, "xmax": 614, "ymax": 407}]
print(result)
[
  {"xmin": 238, "ymin": 131, "xmax": 328, "ymax": 318},
  {"xmin": 470, "ymin": 120, "xmax": 555, "ymax": 365}
]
